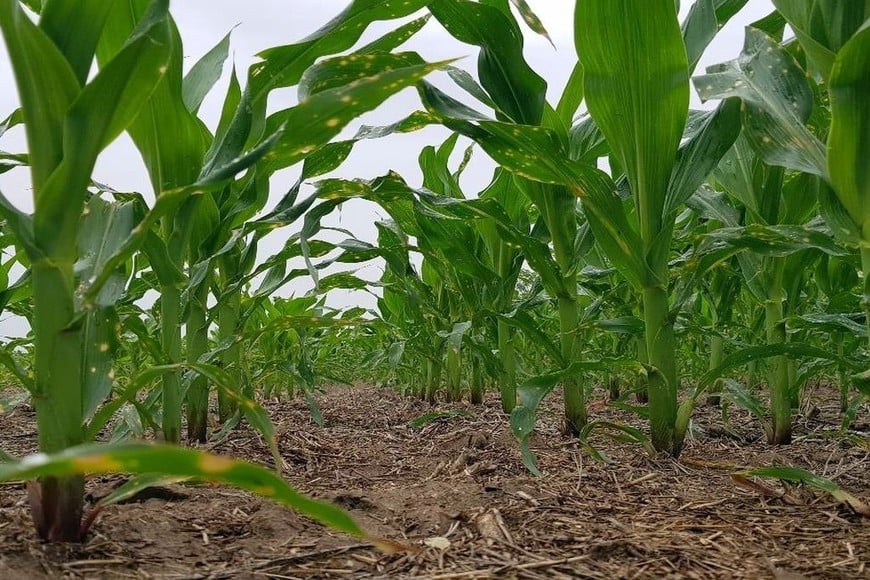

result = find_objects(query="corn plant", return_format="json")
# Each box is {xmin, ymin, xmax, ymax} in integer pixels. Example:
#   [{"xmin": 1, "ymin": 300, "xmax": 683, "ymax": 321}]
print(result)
[
  {"xmin": 407, "ymin": 0, "xmax": 743, "ymax": 455},
  {"xmin": 696, "ymin": 2, "xmax": 870, "ymax": 354},
  {"xmin": 0, "ymin": 0, "xmax": 183, "ymax": 540},
  {"xmin": 419, "ymin": 0, "xmax": 598, "ymax": 433}
]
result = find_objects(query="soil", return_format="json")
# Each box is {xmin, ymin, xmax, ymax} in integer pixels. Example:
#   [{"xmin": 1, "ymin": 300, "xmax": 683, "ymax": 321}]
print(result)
[{"xmin": 1, "ymin": 383, "xmax": 869, "ymax": 579}]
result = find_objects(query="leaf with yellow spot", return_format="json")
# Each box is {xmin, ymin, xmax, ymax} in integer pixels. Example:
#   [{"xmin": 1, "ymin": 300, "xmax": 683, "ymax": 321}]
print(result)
[
  {"xmin": 198, "ymin": 454, "xmax": 236, "ymax": 474},
  {"xmin": 261, "ymin": 55, "xmax": 452, "ymax": 173},
  {"xmin": 0, "ymin": 443, "xmax": 380, "ymax": 540},
  {"xmin": 71, "ymin": 454, "xmax": 124, "ymax": 472}
]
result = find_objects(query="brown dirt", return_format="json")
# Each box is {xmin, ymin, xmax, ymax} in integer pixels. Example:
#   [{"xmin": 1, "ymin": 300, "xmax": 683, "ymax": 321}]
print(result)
[{"xmin": 1, "ymin": 383, "xmax": 869, "ymax": 579}]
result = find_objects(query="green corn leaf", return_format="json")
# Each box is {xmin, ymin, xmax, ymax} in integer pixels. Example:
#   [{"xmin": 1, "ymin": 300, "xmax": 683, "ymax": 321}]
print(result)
[
  {"xmin": 569, "ymin": 117, "xmax": 608, "ymax": 163},
  {"xmin": 86, "ymin": 364, "xmax": 186, "ymax": 440},
  {"xmin": 576, "ymin": 0, "xmax": 689, "ymax": 261},
  {"xmin": 0, "ymin": 349, "xmax": 33, "ymax": 393},
  {"xmin": 0, "ymin": 443, "xmax": 375, "ymax": 540},
  {"xmin": 439, "ymin": 321, "xmax": 472, "ymax": 352},
  {"xmin": 82, "ymin": 188, "xmax": 194, "ymax": 302},
  {"xmin": 184, "ymin": 362, "xmax": 282, "ymax": 471},
  {"xmin": 39, "ymin": 0, "xmax": 117, "ymax": 84},
  {"xmin": 316, "ymin": 272, "xmax": 370, "ymax": 292},
  {"xmin": 0, "ymin": 188, "xmax": 39, "ymax": 259},
  {"xmin": 593, "ymin": 316, "xmax": 644, "ymax": 335},
  {"xmin": 81, "ymin": 306, "xmax": 121, "ymax": 422},
  {"xmin": 35, "ymin": 0, "xmax": 172, "ymax": 255},
  {"xmin": 18, "ymin": 0, "xmax": 40, "ymax": 13},
  {"xmin": 299, "ymin": 51, "xmax": 424, "ymax": 98},
  {"xmin": 94, "ymin": 473, "xmax": 192, "ymax": 508},
  {"xmin": 250, "ymin": 0, "xmax": 428, "ymax": 101},
  {"xmin": 579, "ymin": 420, "xmax": 656, "ymax": 461},
  {"xmin": 709, "ymin": 133, "xmax": 761, "ymax": 216},
  {"xmin": 429, "ymin": 0, "xmax": 547, "ymax": 125},
  {"xmin": 183, "ymin": 29, "xmax": 233, "ymax": 114},
  {"xmin": 694, "ymin": 27, "xmax": 827, "ymax": 177},
  {"xmin": 419, "ymin": 91, "xmax": 629, "ymax": 285},
  {"xmin": 556, "ymin": 62, "xmax": 584, "ymax": 126},
  {"xmin": 261, "ymin": 57, "xmax": 451, "ymax": 173},
  {"xmin": 771, "ymin": 0, "xmax": 870, "ymax": 81},
  {"xmin": 508, "ymin": 0, "xmax": 553, "ymax": 44},
  {"xmin": 827, "ymin": 21, "xmax": 870, "ymax": 230},
  {"xmin": 666, "ymin": 99, "xmax": 742, "ymax": 217},
  {"xmin": 0, "ymin": 267, "xmax": 31, "ymax": 315},
  {"xmin": 425, "ymin": 194, "xmax": 569, "ymax": 296},
  {"xmin": 790, "ymin": 313, "xmax": 868, "ymax": 337},
  {"xmin": 0, "ymin": 152, "xmax": 28, "ymax": 175},
  {"xmin": 682, "ymin": 0, "xmax": 750, "ymax": 73},
  {"xmin": 737, "ymin": 466, "xmax": 870, "ymax": 516},
  {"xmin": 358, "ymin": 14, "xmax": 431, "ymax": 54},
  {"xmin": 215, "ymin": 66, "xmax": 242, "ymax": 143},
  {"xmin": 724, "ymin": 378, "xmax": 767, "ymax": 421},
  {"xmin": 0, "ymin": 108, "xmax": 23, "ymax": 139},
  {"xmin": 443, "ymin": 66, "xmax": 499, "ymax": 111},
  {"xmin": 0, "ymin": 0, "xmax": 80, "ymax": 191},
  {"xmin": 496, "ymin": 309, "xmax": 563, "ymax": 363},
  {"xmin": 581, "ymin": 184, "xmax": 652, "ymax": 290},
  {"xmin": 818, "ymin": 182, "xmax": 862, "ymax": 244},
  {"xmin": 98, "ymin": 3, "xmax": 208, "ymax": 194},
  {"xmin": 705, "ymin": 224, "xmax": 849, "ymax": 257},
  {"xmin": 697, "ymin": 342, "xmax": 860, "ymax": 395},
  {"xmin": 687, "ymin": 186, "xmax": 741, "ymax": 226},
  {"xmin": 77, "ymin": 196, "xmax": 138, "ymax": 308}
]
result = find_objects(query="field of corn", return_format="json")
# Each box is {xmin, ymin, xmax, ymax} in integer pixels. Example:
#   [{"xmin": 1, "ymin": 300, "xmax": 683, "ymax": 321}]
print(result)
[{"xmin": 0, "ymin": 0, "xmax": 869, "ymax": 578}]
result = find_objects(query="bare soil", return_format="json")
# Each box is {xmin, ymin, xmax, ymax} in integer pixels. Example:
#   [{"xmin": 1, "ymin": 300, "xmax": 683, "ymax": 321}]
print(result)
[{"xmin": 1, "ymin": 383, "xmax": 869, "ymax": 579}]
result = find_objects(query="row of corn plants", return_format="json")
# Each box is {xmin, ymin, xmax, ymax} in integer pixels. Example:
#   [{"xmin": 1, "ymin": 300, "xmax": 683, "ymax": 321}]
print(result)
[
  {"xmin": 0, "ymin": 0, "xmax": 455, "ymax": 543},
  {"xmin": 318, "ymin": 0, "xmax": 868, "ymax": 469}
]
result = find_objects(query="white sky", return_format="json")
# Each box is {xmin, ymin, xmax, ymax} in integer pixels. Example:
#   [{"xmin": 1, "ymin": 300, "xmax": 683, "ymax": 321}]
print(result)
[{"xmin": 0, "ymin": 1, "xmax": 775, "ymax": 337}]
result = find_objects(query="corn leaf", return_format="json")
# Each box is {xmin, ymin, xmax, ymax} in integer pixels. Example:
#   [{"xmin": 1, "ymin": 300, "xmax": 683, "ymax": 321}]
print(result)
[
  {"xmin": 827, "ymin": 21, "xmax": 870, "ymax": 229},
  {"xmin": 738, "ymin": 466, "xmax": 870, "ymax": 516},
  {"xmin": 512, "ymin": 358, "xmax": 646, "ymax": 475},
  {"xmin": 183, "ymin": 29, "xmax": 232, "ymax": 114},
  {"xmin": 358, "ymin": 14, "xmax": 431, "ymax": 54},
  {"xmin": 429, "ymin": 0, "xmax": 546, "ymax": 125},
  {"xmin": 94, "ymin": 473, "xmax": 192, "ymax": 508},
  {"xmin": 0, "ymin": 0, "xmax": 80, "ymax": 191},
  {"xmin": 697, "ymin": 342, "xmax": 860, "ymax": 395},
  {"xmin": 0, "ymin": 443, "xmax": 370, "ymax": 538},
  {"xmin": 35, "ymin": 0, "xmax": 172, "ymax": 255},
  {"xmin": 682, "ymin": 0, "xmax": 750, "ymax": 73},
  {"xmin": 261, "ymin": 57, "xmax": 451, "ymax": 173},
  {"xmin": 98, "ymin": 3, "xmax": 208, "ymax": 194},
  {"xmin": 771, "ymin": 0, "xmax": 870, "ymax": 81},
  {"xmin": 576, "ymin": 0, "xmax": 689, "ymax": 268},
  {"xmin": 250, "ymin": 0, "xmax": 427, "ymax": 100},
  {"xmin": 694, "ymin": 27, "xmax": 827, "ymax": 178},
  {"xmin": 666, "ymin": 100, "xmax": 742, "ymax": 217},
  {"xmin": 39, "ymin": 0, "xmax": 117, "ymax": 84},
  {"xmin": 704, "ymin": 224, "xmax": 849, "ymax": 257},
  {"xmin": 508, "ymin": 0, "xmax": 552, "ymax": 44}
]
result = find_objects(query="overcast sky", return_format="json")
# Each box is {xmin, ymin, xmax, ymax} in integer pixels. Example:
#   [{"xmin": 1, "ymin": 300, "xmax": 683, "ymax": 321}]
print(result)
[{"xmin": 0, "ymin": 1, "xmax": 775, "ymax": 337}]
